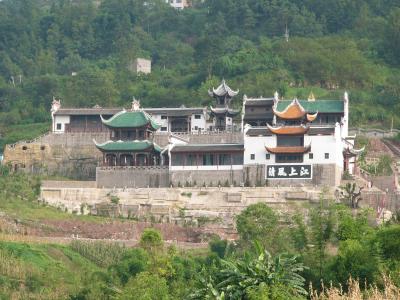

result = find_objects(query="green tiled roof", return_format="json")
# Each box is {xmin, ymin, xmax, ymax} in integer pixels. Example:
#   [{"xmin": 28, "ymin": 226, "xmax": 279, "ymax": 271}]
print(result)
[
  {"xmin": 277, "ymin": 100, "xmax": 344, "ymax": 113},
  {"xmin": 101, "ymin": 110, "xmax": 160, "ymax": 130},
  {"xmin": 94, "ymin": 140, "xmax": 163, "ymax": 152}
]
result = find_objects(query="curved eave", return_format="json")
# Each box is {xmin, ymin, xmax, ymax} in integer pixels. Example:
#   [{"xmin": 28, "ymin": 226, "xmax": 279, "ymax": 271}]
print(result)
[
  {"xmin": 93, "ymin": 139, "xmax": 163, "ymax": 152},
  {"xmin": 306, "ymin": 112, "xmax": 318, "ymax": 122},
  {"xmin": 265, "ymin": 145, "xmax": 311, "ymax": 154},
  {"xmin": 100, "ymin": 109, "xmax": 126, "ymax": 125},
  {"xmin": 267, "ymin": 124, "xmax": 309, "ymax": 135},
  {"xmin": 209, "ymin": 81, "xmax": 239, "ymax": 98},
  {"xmin": 209, "ymin": 106, "xmax": 240, "ymax": 116},
  {"xmin": 273, "ymin": 99, "xmax": 306, "ymax": 120},
  {"xmin": 344, "ymin": 146, "xmax": 365, "ymax": 157}
]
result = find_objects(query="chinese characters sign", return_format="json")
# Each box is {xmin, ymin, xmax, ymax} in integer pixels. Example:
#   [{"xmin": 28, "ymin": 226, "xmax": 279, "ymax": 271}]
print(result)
[{"xmin": 266, "ymin": 164, "xmax": 312, "ymax": 179}]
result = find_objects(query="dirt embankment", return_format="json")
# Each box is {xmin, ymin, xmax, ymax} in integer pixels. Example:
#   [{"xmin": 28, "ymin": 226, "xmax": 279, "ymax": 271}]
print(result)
[{"xmin": 0, "ymin": 214, "xmax": 236, "ymax": 246}]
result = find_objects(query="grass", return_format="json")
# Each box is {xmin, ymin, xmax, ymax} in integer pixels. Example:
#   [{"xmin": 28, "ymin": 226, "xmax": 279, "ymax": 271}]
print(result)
[
  {"xmin": 0, "ymin": 240, "xmax": 102, "ymax": 299},
  {"xmin": 0, "ymin": 193, "xmax": 107, "ymax": 224},
  {"xmin": 0, "ymin": 122, "xmax": 50, "ymax": 150}
]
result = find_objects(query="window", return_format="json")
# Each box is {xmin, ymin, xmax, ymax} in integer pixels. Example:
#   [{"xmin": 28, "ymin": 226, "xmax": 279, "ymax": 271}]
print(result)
[
  {"xmin": 219, "ymin": 154, "xmax": 231, "ymax": 165},
  {"xmin": 171, "ymin": 153, "xmax": 184, "ymax": 166},
  {"xmin": 309, "ymin": 153, "xmax": 313, "ymax": 159},
  {"xmin": 277, "ymin": 135, "xmax": 303, "ymax": 146},
  {"xmin": 202, "ymin": 153, "xmax": 214, "ymax": 166},
  {"xmin": 40, "ymin": 146, "xmax": 46, "ymax": 151},
  {"xmin": 194, "ymin": 126, "xmax": 198, "ymax": 130},
  {"xmin": 194, "ymin": 114, "xmax": 201, "ymax": 119},
  {"xmin": 186, "ymin": 154, "xmax": 197, "ymax": 166},
  {"xmin": 276, "ymin": 154, "xmax": 303, "ymax": 163},
  {"xmin": 161, "ymin": 115, "xmax": 167, "ymax": 120},
  {"xmin": 22, "ymin": 146, "xmax": 28, "ymax": 151},
  {"xmin": 266, "ymin": 154, "xmax": 270, "ymax": 160},
  {"xmin": 161, "ymin": 127, "xmax": 167, "ymax": 131},
  {"xmin": 250, "ymin": 154, "xmax": 255, "ymax": 160},
  {"xmin": 56, "ymin": 123, "xmax": 62, "ymax": 130},
  {"xmin": 325, "ymin": 153, "xmax": 330, "ymax": 159},
  {"xmin": 232, "ymin": 153, "xmax": 243, "ymax": 165}
]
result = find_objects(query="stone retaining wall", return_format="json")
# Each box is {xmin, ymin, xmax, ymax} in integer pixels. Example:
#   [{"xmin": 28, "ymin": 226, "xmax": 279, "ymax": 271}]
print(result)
[{"xmin": 96, "ymin": 166, "xmax": 170, "ymax": 188}]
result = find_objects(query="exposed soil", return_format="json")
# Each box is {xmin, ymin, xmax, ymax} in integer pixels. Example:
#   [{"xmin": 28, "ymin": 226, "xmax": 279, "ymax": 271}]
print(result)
[{"xmin": 0, "ymin": 214, "xmax": 236, "ymax": 247}]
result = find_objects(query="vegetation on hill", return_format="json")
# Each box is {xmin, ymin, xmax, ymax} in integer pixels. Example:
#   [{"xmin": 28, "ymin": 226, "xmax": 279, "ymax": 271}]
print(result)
[
  {"xmin": 0, "ymin": 170, "xmax": 400, "ymax": 298},
  {"xmin": 0, "ymin": 0, "xmax": 400, "ymax": 147}
]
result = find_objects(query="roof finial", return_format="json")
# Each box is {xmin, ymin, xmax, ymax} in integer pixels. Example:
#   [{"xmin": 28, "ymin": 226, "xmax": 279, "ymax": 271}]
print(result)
[
  {"xmin": 274, "ymin": 91, "xmax": 279, "ymax": 101},
  {"xmin": 131, "ymin": 97, "xmax": 140, "ymax": 111},
  {"xmin": 344, "ymin": 91, "xmax": 349, "ymax": 102},
  {"xmin": 51, "ymin": 97, "xmax": 61, "ymax": 113},
  {"xmin": 308, "ymin": 91, "xmax": 315, "ymax": 102}
]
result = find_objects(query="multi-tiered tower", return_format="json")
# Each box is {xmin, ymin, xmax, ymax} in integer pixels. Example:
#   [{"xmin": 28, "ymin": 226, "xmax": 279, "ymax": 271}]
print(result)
[
  {"xmin": 265, "ymin": 98, "xmax": 318, "ymax": 161},
  {"xmin": 208, "ymin": 80, "xmax": 240, "ymax": 131}
]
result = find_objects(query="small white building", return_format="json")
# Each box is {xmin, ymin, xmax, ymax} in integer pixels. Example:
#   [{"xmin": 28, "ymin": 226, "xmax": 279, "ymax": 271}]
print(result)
[
  {"xmin": 166, "ymin": 0, "xmax": 190, "ymax": 9},
  {"xmin": 129, "ymin": 58, "xmax": 151, "ymax": 74}
]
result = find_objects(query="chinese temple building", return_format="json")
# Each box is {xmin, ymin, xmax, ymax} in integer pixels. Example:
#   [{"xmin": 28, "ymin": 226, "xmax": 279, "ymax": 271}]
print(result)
[
  {"xmin": 208, "ymin": 80, "xmax": 240, "ymax": 131},
  {"xmin": 244, "ymin": 92, "xmax": 362, "ymax": 185},
  {"xmin": 94, "ymin": 100, "xmax": 167, "ymax": 167}
]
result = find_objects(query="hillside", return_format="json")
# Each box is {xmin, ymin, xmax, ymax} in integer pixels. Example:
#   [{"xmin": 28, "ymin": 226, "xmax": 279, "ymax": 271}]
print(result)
[{"xmin": 0, "ymin": 0, "xmax": 400, "ymax": 149}]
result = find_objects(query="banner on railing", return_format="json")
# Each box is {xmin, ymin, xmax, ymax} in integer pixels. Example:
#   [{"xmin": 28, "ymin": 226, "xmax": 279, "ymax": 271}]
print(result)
[{"xmin": 266, "ymin": 164, "xmax": 312, "ymax": 179}]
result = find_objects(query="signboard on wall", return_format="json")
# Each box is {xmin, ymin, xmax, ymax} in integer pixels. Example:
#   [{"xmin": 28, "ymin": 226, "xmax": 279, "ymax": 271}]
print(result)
[{"xmin": 266, "ymin": 164, "xmax": 312, "ymax": 179}]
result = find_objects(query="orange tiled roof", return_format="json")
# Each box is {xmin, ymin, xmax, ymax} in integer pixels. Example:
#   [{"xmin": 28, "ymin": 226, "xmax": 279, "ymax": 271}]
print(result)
[
  {"xmin": 306, "ymin": 112, "xmax": 318, "ymax": 122},
  {"xmin": 273, "ymin": 99, "xmax": 306, "ymax": 120},
  {"xmin": 267, "ymin": 124, "xmax": 309, "ymax": 135},
  {"xmin": 265, "ymin": 145, "xmax": 311, "ymax": 154}
]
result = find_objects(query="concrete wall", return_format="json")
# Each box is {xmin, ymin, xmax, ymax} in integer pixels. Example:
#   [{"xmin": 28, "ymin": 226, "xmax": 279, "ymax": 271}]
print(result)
[{"xmin": 96, "ymin": 166, "xmax": 169, "ymax": 188}]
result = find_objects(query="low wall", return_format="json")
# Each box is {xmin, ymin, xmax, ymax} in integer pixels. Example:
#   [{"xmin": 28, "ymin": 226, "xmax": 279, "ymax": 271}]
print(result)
[
  {"xmin": 96, "ymin": 166, "xmax": 169, "ymax": 188},
  {"xmin": 170, "ymin": 169, "xmax": 243, "ymax": 186},
  {"xmin": 349, "ymin": 128, "xmax": 400, "ymax": 138}
]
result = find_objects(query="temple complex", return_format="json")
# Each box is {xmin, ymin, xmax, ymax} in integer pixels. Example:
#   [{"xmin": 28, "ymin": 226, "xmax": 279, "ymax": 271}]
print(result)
[{"xmin": 4, "ymin": 80, "xmax": 364, "ymax": 188}]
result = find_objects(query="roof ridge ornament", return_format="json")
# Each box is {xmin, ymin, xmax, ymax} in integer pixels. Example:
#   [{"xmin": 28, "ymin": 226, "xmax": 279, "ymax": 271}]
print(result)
[
  {"xmin": 51, "ymin": 97, "xmax": 61, "ymax": 113},
  {"xmin": 131, "ymin": 97, "xmax": 141, "ymax": 111},
  {"xmin": 308, "ymin": 91, "xmax": 315, "ymax": 102},
  {"xmin": 344, "ymin": 91, "xmax": 349, "ymax": 102}
]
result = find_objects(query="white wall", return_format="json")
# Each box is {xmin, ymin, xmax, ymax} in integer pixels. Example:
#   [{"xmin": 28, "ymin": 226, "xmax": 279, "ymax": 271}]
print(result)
[
  {"xmin": 303, "ymin": 134, "xmax": 342, "ymax": 167},
  {"xmin": 191, "ymin": 114, "xmax": 206, "ymax": 132},
  {"xmin": 244, "ymin": 126, "xmax": 344, "ymax": 169},
  {"xmin": 150, "ymin": 114, "xmax": 169, "ymax": 132},
  {"xmin": 53, "ymin": 115, "xmax": 70, "ymax": 133},
  {"xmin": 244, "ymin": 133, "xmax": 275, "ymax": 165}
]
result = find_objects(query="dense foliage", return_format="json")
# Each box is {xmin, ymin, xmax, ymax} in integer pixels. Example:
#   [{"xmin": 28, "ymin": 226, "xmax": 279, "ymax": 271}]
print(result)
[{"xmin": 1, "ymin": 0, "xmax": 400, "ymax": 147}]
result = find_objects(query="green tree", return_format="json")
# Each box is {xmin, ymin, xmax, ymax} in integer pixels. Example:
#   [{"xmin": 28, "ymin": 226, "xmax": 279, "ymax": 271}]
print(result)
[
  {"xmin": 120, "ymin": 272, "xmax": 170, "ymax": 300},
  {"xmin": 139, "ymin": 228, "xmax": 163, "ymax": 253},
  {"xmin": 236, "ymin": 203, "xmax": 280, "ymax": 251}
]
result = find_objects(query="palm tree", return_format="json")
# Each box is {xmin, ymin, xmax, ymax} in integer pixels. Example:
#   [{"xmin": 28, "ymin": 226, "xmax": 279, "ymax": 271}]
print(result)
[{"xmin": 190, "ymin": 243, "xmax": 307, "ymax": 299}]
